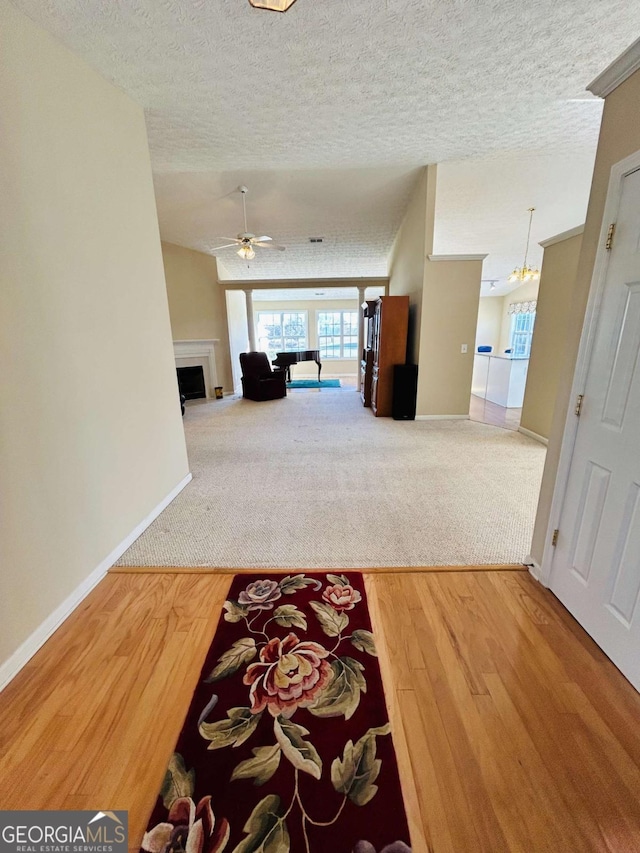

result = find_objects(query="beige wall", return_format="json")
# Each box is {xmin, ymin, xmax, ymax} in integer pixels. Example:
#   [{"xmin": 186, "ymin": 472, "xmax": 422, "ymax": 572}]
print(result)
[
  {"xmin": 417, "ymin": 259, "xmax": 483, "ymax": 416},
  {"xmin": 531, "ymin": 67, "xmax": 640, "ymax": 564},
  {"xmin": 388, "ymin": 166, "xmax": 437, "ymax": 364},
  {"xmin": 252, "ymin": 298, "xmax": 359, "ymax": 376},
  {"xmin": 162, "ymin": 242, "xmax": 234, "ymax": 391},
  {"xmin": 0, "ymin": 1, "xmax": 189, "ymax": 670},
  {"xmin": 520, "ymin": 231, "xmax": 583, "ymax": 441},
  {"xmin": 498, "ymin": 279, "xmax": 540, "ymax": 354},
  {"xmin": 390, "ymin": 166, "xmax": 482, "ymax": 416},
  {"xmin": 475, "ymin": 297, "xmax": 503, "ymax": 352}
]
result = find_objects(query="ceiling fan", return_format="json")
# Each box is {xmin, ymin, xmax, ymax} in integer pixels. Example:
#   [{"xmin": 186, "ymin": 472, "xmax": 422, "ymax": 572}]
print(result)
[{"xmin": 210, "ymin": 186, "xmax": 286, "ymax": 260}]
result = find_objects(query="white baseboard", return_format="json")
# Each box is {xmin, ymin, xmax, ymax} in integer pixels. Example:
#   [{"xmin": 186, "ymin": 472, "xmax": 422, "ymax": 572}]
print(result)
[
  {"xmin": 415, "ymin": 414, "xmax": 470, "ymax": 421},
  {"xmin": 0, "ymin": 472, "xmax": 192, "ymax": 692},
  {"xmin": 524, "ymin": 554, "xmax": 548, "ymax": 586},
  {"xmin": 518, "ymin": 426, "xmax": 549, "ymax": 445}
]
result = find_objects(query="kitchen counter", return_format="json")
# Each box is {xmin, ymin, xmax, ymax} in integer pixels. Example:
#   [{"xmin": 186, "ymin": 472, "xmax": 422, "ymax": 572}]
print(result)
[{"xmin": 472, "ymin": 352, "xmax": 529, "ymax": 408}]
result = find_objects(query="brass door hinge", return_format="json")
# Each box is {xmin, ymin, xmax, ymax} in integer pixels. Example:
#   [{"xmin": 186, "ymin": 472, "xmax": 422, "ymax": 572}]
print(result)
[
  {"xmin": 552, "ymin": 529, "xmax": 559, "ymax": 547},
  {"xmin": 605, "ymin": 223, "xmax": 616, "ymax": 251},
  {"xmin": 575, "ymin": 394, "xmax": 584, "ymax": 417}
]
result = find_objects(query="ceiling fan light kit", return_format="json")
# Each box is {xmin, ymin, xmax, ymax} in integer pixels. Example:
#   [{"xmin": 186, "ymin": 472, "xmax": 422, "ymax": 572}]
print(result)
[
  {"xmin": 238, "ymin": 245, "xmax": 256, "ymax": 260},
  {"xmin": 249, "ymin": 0, "xmax": 298, "ymax": 11},
  {"xmin": 210, "ymin": 185, "xmax": 286, "ymax": 261}
]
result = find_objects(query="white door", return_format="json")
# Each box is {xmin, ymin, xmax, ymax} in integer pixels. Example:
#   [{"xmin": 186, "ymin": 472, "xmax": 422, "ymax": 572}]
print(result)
[{"xmin": 551, "ymin": 165, "xmax": 640, "ymax": 691}]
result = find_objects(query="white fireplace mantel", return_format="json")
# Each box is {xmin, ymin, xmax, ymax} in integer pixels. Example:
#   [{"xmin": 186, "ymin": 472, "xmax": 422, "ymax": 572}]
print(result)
[{"xmin": 173, "ymin": 339, "xmax": 219, "ymax": 398}]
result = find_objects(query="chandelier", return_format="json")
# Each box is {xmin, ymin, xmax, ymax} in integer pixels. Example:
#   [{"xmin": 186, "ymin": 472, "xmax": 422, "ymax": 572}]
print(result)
[
  {"xmin": 249, "ymin": 0, "xmax": 298, "ymax": 10},
  {"xmin": 508, "ymin": 207, "xmax": 540, "ymax": 283}
]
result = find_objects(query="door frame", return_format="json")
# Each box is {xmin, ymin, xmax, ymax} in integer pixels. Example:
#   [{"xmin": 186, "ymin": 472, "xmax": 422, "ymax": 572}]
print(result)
[{"xmin": 537, "ymin": 148, "xmax": 640, "ymax": 587}]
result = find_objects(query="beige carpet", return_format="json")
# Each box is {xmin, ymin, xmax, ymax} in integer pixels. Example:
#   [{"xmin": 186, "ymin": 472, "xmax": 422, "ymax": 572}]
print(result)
[{"xmin": 117, "ymin": 388, "xmax": 546, "ymax": 568}]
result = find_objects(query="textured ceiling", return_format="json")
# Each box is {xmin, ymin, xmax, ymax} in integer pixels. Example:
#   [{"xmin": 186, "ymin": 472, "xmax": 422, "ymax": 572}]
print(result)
[
  {"xmin": 434, "ymin": 148, "xmax": 598, "ymax": 296},
  {"xmin": 155, "ymin": 167, "xmax": 422, "ymax": 279},
  {"xmin": 12, "ymin": 0, "xmax": 640, "ymax": 280}
]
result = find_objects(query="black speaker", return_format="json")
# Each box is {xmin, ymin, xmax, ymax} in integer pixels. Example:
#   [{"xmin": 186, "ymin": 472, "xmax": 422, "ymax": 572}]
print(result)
[{"xmin": 392, "ymin": 364, "xmax": 418, "ymax": 420}]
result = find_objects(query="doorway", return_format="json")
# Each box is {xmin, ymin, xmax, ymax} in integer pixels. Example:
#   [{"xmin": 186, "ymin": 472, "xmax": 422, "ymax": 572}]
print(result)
[{"xmin": 546, "ymin": 159, "xmax": 640, "ymax": 691}]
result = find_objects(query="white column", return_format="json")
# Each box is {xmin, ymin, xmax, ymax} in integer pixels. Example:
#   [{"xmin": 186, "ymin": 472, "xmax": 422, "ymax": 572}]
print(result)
[
  {"xmin": 357, "ymin": 286, "xmax": 366, "ymax": 391},
  {"xmin": 244, "ymin": 289, "xmax": 257, "ymax": 351}
]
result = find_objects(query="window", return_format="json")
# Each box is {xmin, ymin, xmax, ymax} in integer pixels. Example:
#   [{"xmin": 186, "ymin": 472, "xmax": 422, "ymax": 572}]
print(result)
[
  {"xmin": 317, "ymin": 311, "xmax": 359, "ymax": 359},
  {"xmin": 509, "ymin": 309, "xmax": 536, "ymax": 358},
  {"xmin": 256, "ymin": 312, "xmax": 307, "ymax": 359}
]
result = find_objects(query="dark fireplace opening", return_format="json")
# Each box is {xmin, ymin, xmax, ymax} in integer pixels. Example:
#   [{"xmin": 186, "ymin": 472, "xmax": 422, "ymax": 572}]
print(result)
[{"xmin": 177, "ymin": 366, "xmax": 206, "ymax": 400}]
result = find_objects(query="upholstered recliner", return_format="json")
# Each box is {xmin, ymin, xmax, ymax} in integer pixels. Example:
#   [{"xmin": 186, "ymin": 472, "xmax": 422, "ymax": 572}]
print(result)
[{"xmin": 240, "ymin": 352, "xmax": 287, "ymax": 401}]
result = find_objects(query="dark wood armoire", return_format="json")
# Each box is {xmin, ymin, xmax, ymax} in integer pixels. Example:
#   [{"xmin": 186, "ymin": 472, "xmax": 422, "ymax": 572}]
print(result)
[
  {"xmin": 360, "ymin": 300, "xmax": 378, "ymax": 407},
  {"xmin": 370, "ymin": 295, "xmax": 409, "ymax": 417}
]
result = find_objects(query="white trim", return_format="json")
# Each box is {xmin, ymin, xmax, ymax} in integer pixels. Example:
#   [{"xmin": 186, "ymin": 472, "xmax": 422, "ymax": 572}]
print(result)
[
  {"xmin": 220, "ymin": 277, "xmax": 389, "ymax": 288},
  {"xmin": 427, "ymin": 254, "xmax": 488, "ymax": 262},
  {"xmin": 173, "ymin": 340, "xmax": 220, "ymax": 397},
  {"xmin": 0, "ymin": 472, "xmax": 192, "ymax": 692},
  {"xmin": 525, "ymin": 556, "xmax": 547, "ymax": 586},
  {"xmin": 518, "ymin": 426, "xmax": 549, "ymax": 445},
  {"xmin": 539, "ymin": 148, "xmax": 640, "ymax": 586},
  {"xmin": 588, "ymin": 37, "xmax": 640, "ymax": 98},
  {"xmin": 539, "ymin": 225, "xmax": 585, "ymax": 248},
  {"xmin": 415, "ymin": 414, "xmax": 470, "ymax": 420}
]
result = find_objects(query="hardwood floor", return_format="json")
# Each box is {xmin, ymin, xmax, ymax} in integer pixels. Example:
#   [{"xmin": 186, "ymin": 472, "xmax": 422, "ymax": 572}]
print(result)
[
  {"xmin": 469, "ymin": 393, "xmax": 522, "ymax": 431},
  {"xmin": 0, "ymin": 574, "xmax": 231, "ymax": 828},
  {"xmin": 367, "ymin": 572, "xmax": 640, "ymax": 853},
  {"xmin": 1, "ymin": 570, "xmax": 639, "ymax": 852}
]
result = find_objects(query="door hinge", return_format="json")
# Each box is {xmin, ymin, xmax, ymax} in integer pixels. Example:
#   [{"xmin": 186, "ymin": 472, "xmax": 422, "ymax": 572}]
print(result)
[
  {"xmin": 605, "ymin": 222, "xmax": 616, "ymax": 251},
  {"xmin": 575, "ymin": 394, "xmax": 584, "ymax": 417},
  {"xmin": 552, "ymin": 529, "xmax": 559, "ymax": 547}
]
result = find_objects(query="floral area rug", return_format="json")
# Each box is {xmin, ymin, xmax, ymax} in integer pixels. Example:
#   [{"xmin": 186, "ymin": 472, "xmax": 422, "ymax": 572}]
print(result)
[{"xmin": 141, "ymin": 573, "xmax": 412, "ymax": 853}]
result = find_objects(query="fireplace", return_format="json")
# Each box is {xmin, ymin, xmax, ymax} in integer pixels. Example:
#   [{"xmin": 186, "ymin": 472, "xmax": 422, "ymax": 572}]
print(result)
[
  {"xmin": 173, "ymin": 339, "xmax": 220, "ymax": 399},
  {"xmin": 176, "ymin": 366, "xmax": 206, "ymax": 400}
]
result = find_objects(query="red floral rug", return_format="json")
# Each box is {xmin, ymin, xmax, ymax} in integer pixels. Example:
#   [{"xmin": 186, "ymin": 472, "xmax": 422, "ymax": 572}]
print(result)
[{"xmin": 141, "ymin": 573, "xmax": 412, "ymax": 853}]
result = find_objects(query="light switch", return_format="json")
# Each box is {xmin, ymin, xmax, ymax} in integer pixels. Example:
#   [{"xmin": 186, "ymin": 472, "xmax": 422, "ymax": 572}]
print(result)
[{"xmin": 461, "ymin": 344, "xmax": 468, "ymax": 354}]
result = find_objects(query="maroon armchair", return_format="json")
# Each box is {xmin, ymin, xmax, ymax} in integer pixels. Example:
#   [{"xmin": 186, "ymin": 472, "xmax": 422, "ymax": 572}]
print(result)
[{"xmin": 240, "ymin": 352, "xmax": 287, "ymax": 401}]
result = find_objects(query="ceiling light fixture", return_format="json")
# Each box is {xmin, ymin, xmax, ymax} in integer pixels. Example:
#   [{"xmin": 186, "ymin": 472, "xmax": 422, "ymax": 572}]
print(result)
[
  {"xmin": 237, "ymin": 245, "xmax": 256, "ymax": 260},
  {"xmin": 508, "ymin": 208, "xmax": 540, "ymax": 283},
  {"xmin": 249, "ymin": 0, "xmax": 298, "ymax": 11}
]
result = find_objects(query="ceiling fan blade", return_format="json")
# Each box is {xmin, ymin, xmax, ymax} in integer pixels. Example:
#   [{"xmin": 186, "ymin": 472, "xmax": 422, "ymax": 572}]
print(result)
[
  {"xmin": 212, "ymin": 236, "xmax": 243, "ymax": 244},
  {"xmin": 254, "ymin": 236, "xmax": 272, "ymax": 242},
  {"xmin": 210, "ymin": 243, "xmax": 240, "ymax": 251},
  {"xmin": 254, "ymin": 241, "xmax": 286, "ymax": 251}
]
